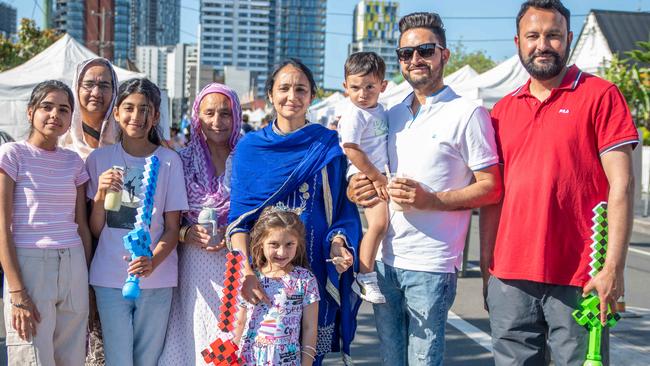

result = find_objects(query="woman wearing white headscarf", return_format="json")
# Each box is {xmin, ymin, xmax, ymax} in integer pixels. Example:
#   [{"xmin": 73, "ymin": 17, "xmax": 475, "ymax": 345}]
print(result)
[
  {"xmin": 61, "ymin": 57, "xmax": 119, "ymax": 366},
  {"xmin": 60, "ymin": 57, "xmax": 118, "ymax": 160}
]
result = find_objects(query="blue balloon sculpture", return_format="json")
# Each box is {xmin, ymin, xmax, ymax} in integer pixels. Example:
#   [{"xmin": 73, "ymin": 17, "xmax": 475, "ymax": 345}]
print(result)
[{"xmin": 122, "ymin": 155, "xmax": 160, "ymax": 300}]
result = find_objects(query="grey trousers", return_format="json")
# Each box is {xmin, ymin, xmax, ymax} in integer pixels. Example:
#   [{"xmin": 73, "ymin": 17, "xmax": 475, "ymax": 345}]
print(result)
[{"xmin": 487, "ymin": 276, "xmax": 609, "ymax": 366}]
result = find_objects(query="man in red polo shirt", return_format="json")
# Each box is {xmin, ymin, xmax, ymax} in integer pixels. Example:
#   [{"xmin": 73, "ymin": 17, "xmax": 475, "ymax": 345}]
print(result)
[{"xmin": 481, "ymin": 0, "xmax": 638, "ymax": 365}]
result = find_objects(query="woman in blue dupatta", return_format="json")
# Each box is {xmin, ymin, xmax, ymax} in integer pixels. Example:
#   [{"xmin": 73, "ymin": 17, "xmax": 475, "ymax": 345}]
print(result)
[{"xmin": 227, "ymin": 59, "xmax": 362, "ymax": 365}]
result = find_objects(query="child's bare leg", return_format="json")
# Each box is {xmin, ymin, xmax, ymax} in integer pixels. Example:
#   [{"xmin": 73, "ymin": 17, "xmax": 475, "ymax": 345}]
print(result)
[{"xmin": 359, "ymin": 201, "xmax": 388, "ymax": 274}]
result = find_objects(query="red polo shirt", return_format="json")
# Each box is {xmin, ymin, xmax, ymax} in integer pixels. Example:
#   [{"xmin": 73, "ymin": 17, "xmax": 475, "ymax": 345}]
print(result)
[{"xmin": 490, "ymin": 65, "xmax": 638, "ymax": 287}]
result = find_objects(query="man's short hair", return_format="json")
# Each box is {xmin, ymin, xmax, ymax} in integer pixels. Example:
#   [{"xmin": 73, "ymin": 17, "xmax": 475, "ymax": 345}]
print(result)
[
  {"xmin": 398, "ymin": 12, "xmax": 446, "ymax": 48},
  {"xmin": 344, "ymin": 52, "xmax": 386, "ymax": 80},
  {"xmin": 516, "ymin": 0, "xmax": 571, "ymax": 34}
]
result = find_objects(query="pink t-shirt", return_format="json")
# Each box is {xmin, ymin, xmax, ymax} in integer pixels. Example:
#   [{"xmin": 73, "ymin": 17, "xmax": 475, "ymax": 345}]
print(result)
[
  {"xmin": 0, "ymin": 141, "xmax": 88, "ymax": 249},
  {"xmin": 86, "ymin": 144, "xmax": 189, "ymax": 289}
]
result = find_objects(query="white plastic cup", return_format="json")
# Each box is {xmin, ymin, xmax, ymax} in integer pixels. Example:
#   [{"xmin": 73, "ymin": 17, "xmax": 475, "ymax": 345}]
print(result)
[
  {"xmin": 103, "ymin": 166, "xmax": 124, "ymax": 212},
  {"xmin": 388, "ymin": 172, "xmax": 410, "ymax": 212}
]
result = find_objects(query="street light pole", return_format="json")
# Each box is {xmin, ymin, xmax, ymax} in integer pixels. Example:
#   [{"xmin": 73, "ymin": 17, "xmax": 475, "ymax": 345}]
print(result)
[{"xmin": 90, "ymin": 8, "xmax": 110, "ymax": 58}]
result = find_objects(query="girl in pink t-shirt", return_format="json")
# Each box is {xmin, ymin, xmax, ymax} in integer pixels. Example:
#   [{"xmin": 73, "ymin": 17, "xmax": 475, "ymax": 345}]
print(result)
[
  {"xmin": 86, "ymin": 78, "xmax": 188, "ymax": 366},
  {"xmin": 0, "ymin": 80, "xmax": 92, "ymax": 366}
]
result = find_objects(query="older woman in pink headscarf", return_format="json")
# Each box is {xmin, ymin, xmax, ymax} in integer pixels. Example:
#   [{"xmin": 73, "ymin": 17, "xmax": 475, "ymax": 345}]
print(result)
[{"xmin": 159, "ymin": 83, "xmax": 242, "ymax": 365}]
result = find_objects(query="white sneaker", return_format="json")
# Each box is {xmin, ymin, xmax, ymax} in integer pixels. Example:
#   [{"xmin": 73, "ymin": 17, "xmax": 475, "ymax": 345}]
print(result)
[{"xmin": 352, "ymin": 272, "xmax": 386, "ymax": 304}]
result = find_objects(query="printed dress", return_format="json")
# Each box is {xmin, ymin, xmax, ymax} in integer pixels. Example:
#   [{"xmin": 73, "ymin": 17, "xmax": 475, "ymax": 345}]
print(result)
[{"xmin": 240, "ymin": 266, "xmax": 320, "ymax": 365}]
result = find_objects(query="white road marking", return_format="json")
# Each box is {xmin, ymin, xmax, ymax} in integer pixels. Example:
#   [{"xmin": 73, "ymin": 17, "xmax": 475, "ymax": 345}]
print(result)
[
  {"xmin": 447, "ymin": 310, "xmax": 650, "ymax": 366},
  {"xmin": 629, "ymin": 247, "xmax": 650, "ymax": 257},
  {"xmin": 447, "ymin": 311, "xmax": 493, "ymax": 353}
]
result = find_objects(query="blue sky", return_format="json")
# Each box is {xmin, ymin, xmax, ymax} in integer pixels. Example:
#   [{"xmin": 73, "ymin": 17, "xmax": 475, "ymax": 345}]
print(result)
[{"xmin": 11, "ymin": 0, "xmax": 649, "ymax": 89}]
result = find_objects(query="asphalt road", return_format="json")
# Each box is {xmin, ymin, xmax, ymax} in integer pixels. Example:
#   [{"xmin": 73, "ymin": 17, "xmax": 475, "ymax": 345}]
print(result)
[
  {"xmin": 2, "ymin": 215, "xmax": 650, "ymax": 365},
  {"xmin": 323, "ymin": 215, "xmax": 650, "ymax": 365}
]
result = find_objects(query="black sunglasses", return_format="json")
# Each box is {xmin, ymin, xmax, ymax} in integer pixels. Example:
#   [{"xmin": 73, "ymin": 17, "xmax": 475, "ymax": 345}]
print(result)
[{"xmin": 396, "ymin": 43, "xmax": 445, "ymax": 61}]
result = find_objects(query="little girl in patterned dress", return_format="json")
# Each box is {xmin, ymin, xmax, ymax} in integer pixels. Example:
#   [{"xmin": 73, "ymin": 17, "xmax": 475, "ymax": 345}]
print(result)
[{"xmin": 234, "ymin": 208, "xmax": 319, "ymax": 366}]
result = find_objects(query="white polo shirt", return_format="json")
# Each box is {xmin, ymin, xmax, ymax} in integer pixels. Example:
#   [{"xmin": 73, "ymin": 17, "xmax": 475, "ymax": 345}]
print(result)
[{"xmin": 382, "ymin": 86, "xmax": 498, "ymax": 273}]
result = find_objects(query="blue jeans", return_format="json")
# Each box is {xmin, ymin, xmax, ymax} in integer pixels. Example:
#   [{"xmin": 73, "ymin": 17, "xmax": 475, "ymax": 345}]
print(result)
[
  {"xmin": 373, "ymin": 261, "xmax": 457, "ymax": 366},
  {"xmin": 93, "ymin": 286, "xmax": 173, "ymax": 366}
]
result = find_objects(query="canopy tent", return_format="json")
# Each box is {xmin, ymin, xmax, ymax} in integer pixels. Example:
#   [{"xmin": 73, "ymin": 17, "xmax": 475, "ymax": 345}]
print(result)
[
  {"xmin": 452, "ymin": 55, "xmax": 529, "ymax": 109},
  {"xmin": 0, "ymin": 34, "xmax": 170, "ymax": 140},
  {"xmin": 307, "ymin": 91, "xmax": 346, "ymax": 125},
  {"xmin": 378, "ymin": 64, "xmax": 479, "ymax": 108}
]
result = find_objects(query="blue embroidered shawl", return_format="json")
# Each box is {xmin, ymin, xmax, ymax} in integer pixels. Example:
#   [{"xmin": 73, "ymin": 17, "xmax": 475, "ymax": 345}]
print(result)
[{"xmin": 227, "ymin": 122, "xmax": 362, "ymax": 363}]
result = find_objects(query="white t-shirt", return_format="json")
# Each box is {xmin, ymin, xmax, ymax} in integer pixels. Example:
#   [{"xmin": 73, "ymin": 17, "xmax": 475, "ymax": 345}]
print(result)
[
  {"xmin": 382, "ymin": 86, "xmax": 498, "ymax": 273},
  {"xmin": 86, "ymin": 144, "xmax": 189, "ymax": 289},
  {"xmin": 337, "ymin": 100, "xmax": 389, "ymax": 175}
]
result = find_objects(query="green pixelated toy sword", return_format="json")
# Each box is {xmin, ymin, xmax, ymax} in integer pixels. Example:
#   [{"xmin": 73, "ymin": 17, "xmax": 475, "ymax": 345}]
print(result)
[{"xmin": 572, "ymin": 202, "xmax": 621, "ymax": 366}]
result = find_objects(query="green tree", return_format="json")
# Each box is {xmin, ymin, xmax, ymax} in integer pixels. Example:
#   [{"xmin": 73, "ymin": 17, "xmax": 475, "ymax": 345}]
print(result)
[
  {"xmin": 602, "ymin": 40, "xmax": 650, "ymax": 135},
  {"xmin": 444, "ymin": 41, "xmax": 496, "ymax": 76},
  {"xmin": 0, "ymin": 18, "xmax": 60, "ymax": 72}
]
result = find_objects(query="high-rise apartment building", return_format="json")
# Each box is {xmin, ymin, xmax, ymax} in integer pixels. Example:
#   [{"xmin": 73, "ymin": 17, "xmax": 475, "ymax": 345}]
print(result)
[
  {"xmin": 113, "ymin": 0, "xmax": 130, "ymax": 65},
  {"xmin": 268, "ymin": 0, "xmax": 327, "ymax": 87},
  {"xmin": 48, "ymin": 0, "xmax": 179, "ymax": 67},
  {"xmin": 0, "ymin": 1, "xmax": 17, "ymax": 38},
  {"xmin": 349, "ymin": 1, "xmax": 400, "ymax": 79},
  {"xmin": 53, "ymin": 0, "xmax": 85, "ymax": 42},
  {"xmin": 131, "ymin": 0, "xmax": 181, "ymax": 57},
  {"xmin": 200, "ymin": 0, "xmax": 327, "ymax": 96},
  {"xmin": 136, "ymin": 45, "xmax": 173, "ymax": 90},
  {"xmin": 200, "ymin": 0, "xmax": 271, "ymax": 96},
  {"xmin": 125, "ymin": 0, "xmax": 181, "ymax": 66}
]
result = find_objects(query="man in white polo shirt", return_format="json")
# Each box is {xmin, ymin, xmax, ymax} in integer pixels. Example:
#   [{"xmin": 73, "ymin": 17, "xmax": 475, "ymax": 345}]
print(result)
[{"xmin": 348, "ymin": 12, "xmax": 503, "ymax": 365}]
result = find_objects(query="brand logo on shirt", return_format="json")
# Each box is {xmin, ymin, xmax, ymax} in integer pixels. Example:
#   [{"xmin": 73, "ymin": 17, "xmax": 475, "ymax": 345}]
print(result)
[{"xmin": 558, "ymin": 108, "xmax": 570, "ymax": 114}]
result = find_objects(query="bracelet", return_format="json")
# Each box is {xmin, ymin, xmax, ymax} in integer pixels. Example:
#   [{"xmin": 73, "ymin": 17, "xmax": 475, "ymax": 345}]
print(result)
[
  {"xmin": 179, "ymin": 225, "xmax": 191, "ymax": 243},
  {"xmin": 302, "ymin": 345, "xmax": 316, "ymax": 353},
  {"xmin": 8, "ymin": 288, "xmax": 25, "ymax": 294},
  {"xmin": 301, "ymin": 350, "xmax": 316, "ymax": 361},
  {"xmin": 9, "ymin": 299, "xmax": 30, "ymax": 310}
]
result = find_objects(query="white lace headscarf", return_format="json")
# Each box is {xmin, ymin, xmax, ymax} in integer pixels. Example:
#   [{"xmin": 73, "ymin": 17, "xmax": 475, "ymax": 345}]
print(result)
[{"xmin": 60, "ymin": 57, "xmax": 119, "ymax": 160}]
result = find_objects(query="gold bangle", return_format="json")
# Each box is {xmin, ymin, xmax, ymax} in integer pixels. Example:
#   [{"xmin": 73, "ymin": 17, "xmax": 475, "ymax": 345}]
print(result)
[{"xmin": 8, "ymin": 288, "xmax": 25, "ymax": 294}]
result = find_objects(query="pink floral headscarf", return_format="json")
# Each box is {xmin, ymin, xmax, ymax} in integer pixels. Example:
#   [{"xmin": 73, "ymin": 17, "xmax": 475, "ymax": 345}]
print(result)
[{"xmin": 179, "ymin": 83, "xmax": 243, "ymax": 225}]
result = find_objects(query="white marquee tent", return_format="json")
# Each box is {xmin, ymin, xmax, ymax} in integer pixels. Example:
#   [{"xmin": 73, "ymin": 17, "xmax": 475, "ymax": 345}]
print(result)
[
  {"xmin": 452, "ymin": 55, "xmax": 529, "ymax": 109},
  {"xmin": 378, "ymin": 64, "xmax": 479, "ymax": 108},
  {"xmin": 307, "ymin": 91, "xmax": 346, "ymax": 125},
  {"xmin": 0, "ymin": 34, "xmax": 170, "ymax": 140},
  {"xmin": 308, "ymin": 64, "xmax": 483, "ymax": 124}
]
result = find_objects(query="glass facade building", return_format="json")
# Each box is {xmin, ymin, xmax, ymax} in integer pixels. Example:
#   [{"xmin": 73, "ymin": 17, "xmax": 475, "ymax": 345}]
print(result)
[
  {"xmin": 200, "ymin": 0, "xmax": 327, "ymax": 96},
  {"xmin": 133, "ymin": 0, "xmax": 181, "ymax": 46},
  {"xmin": 113, "ymin": 0, "xmax": 130, "ymax": 66},
  {"xmin": 0, "ymin": 2, "xmax": 17, "ymax": 38},
  {"xmin": 53, "ymin": 0, "xmax": 85, "ymax": 42},
  {"xmin": 268, "ymin": 0, "xmax": 327, "ymax": 87},
  {"xmin": 200, "ymin": 0, "xmax": 271, "ymax": 96}
]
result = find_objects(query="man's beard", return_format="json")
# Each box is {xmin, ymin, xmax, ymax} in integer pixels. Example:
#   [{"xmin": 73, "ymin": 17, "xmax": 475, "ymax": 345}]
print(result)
[
  {"xmin": 403, "ymin": 63, "xmax": 444, "ymax": 90},
  {"xmin": 519, "ymin": 45, "xmax": 570, "ymax": 80}
]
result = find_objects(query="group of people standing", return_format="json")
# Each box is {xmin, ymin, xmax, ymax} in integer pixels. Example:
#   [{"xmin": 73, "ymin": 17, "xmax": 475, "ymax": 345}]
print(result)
[{"xmin": 0, "ymin": 1, "xmax": 638, "ymax": 366}]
